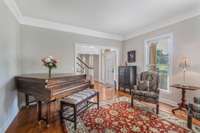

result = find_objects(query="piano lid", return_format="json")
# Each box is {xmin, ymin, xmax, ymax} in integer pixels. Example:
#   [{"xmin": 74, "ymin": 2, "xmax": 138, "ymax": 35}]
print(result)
[{"xmin": 15, "ymin": 73, "xmax": 86, "ymax": 80}]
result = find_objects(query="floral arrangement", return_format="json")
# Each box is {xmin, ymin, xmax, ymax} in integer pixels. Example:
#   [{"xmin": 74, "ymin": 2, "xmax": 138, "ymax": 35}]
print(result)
[{"xmin": 41, "ymin": 56, "xmax": 58, "ymax": 78}]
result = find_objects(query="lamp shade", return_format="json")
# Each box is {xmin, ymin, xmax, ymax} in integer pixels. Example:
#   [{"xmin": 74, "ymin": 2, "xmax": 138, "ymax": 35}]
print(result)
[{"xmin": 179, "ymin": 57, "xmax": 191, "ymax": 70}]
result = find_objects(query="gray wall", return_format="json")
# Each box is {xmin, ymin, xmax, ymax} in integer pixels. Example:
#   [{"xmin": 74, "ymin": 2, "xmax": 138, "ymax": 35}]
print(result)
[
  {"xmin": 123, "ymin": 15, "xmax": 200, "ymax": 105},
  {"xmin": 20, "ymin": 25, "xmax": 122, "ymax": 74},
  {"xmin": 0, "ymin": 0, "xmax": 21, "ymax": 132}
]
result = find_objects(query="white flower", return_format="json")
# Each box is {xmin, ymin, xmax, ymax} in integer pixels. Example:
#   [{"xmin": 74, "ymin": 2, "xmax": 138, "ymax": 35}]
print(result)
[
  {"xmin": 48, "ymin": 56, "xmax": 53, "ymax": 59},
  {"xmin": 45, "ymin": 57, "xmax": 51, "ymax": 63}
]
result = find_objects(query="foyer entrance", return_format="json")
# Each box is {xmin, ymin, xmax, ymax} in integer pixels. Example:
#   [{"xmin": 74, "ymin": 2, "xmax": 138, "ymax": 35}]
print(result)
[
  {"xmin": 104, "ymin": 50, "xmax": 117, "ymax": 86},
  {"xmin": 75, "ymin": 44, "xmax": 119, "ymax": 88}
]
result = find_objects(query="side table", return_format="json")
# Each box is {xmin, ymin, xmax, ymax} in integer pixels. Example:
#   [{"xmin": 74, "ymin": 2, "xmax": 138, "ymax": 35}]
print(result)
[{"xmin": 170, "ymin": 84, "xmax": 200, "ymax": 114}]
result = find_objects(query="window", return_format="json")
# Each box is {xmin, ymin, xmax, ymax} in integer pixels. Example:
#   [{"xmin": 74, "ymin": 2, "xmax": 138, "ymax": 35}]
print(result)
[{"xmin": 144, "ymin": 34, "xmax": 173, "ymax": 91}]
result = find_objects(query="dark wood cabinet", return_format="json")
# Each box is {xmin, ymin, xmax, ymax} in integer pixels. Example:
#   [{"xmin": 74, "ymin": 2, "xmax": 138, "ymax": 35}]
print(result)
[{"xmin": 118, "ymin": 66, "xmax": 137, "ymax": 94}]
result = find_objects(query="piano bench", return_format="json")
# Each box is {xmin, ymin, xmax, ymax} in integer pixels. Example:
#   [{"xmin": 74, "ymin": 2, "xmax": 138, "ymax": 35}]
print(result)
[{"xmin": 60, "ymin": 89, "xmax": 99, "ymax": 130}]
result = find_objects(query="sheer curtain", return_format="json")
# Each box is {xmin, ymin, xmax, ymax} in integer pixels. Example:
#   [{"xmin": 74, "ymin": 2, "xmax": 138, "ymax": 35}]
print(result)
[{"xmin": 149, "ymin": 43, "xmax": 157, "ymax": 71}]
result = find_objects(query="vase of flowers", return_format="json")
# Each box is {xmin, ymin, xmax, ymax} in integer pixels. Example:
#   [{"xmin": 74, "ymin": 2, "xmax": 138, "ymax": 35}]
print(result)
[{"xmin": 41, "ymin": 56, "xmax": 58, "ymax": 78}]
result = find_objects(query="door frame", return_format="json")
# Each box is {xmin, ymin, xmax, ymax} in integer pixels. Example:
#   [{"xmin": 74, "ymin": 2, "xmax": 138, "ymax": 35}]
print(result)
[
  {"xmin": 104, "ymin": 50, "xmax": 117, "ymax": 85},
  {"xmin": 75, "ymin": 43, "xmax": 120, "ymax": 84}
]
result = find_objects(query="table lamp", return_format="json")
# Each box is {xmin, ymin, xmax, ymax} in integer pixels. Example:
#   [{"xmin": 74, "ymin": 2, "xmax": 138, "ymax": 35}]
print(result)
[{"xmin": 179, "ymin": 57, "xmax": 191, "ymax": 84}]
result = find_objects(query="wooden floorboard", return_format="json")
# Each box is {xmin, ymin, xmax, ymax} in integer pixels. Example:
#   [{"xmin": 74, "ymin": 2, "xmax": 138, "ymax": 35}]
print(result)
[{"xmin": 6, "ymin": 82, "xmax": 200, "ymax": 133}]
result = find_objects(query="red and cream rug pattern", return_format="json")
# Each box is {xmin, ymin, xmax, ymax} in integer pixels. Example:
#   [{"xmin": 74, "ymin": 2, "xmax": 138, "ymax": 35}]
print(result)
[
  {"xmin": 64, "ymin": 97, "xmax": 199, "ymax": 133},
  {"xmin": 80, "ymin": 102, "xmax": 188, "ymax": 133}
]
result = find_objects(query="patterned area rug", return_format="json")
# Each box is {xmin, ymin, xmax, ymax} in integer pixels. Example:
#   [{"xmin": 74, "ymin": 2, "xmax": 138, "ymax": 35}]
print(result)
[{"xmin": 63, "ymin": 97, "xmax": 200, "ymax": 133}]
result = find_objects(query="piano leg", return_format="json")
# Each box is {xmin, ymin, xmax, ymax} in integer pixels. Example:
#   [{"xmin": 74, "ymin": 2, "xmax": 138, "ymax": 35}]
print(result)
[
  {"xmin": 37, "ymin": 101, "xmax": 42, "ymax": 124},
  {"xmin": 25, "ymin": 94, "xmax": 29, "ymax": 108},
  {"xmin": 46, "ymin": 102, "xmax": 51, "ymax": 127},
  {"xmin": 36, "ymin": 100, "xmax": 54, "ymax": 127}
]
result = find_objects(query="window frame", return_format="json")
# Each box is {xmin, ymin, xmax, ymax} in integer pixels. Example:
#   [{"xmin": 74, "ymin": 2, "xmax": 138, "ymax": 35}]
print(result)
[{"xmin": 144, "ymin": 33, "xmax": 174, "ymax": 93}]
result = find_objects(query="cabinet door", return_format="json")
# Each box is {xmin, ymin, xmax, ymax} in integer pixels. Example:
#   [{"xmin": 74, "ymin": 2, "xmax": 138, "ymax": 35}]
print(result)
[
  {"xmin": 133, "ymin": 66, "xmax": 137, "ymax": 85},
  {"xmin": 124, "ymin": 68, "xmax": 130, "ymax": 85},
  {"xmin": 129, "ymin": 66, "xmax": 137, "ymax": 86},
  {"xmin": 119, "ymin": 67, "xmax": 125, "ymax": 84}
]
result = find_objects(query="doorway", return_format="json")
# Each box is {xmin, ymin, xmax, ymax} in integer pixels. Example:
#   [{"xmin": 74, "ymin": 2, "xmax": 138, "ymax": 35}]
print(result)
[
  {"xmin": 75, "ymin": 44, "xmax": 119, "ymax": 88},
  {"xmin": 76, "ymin": 54, "xmax": 100, "ymax": 83},
  {"xmin": 104, "ymin": 50, "xmax": 117, "ymax": 86}
]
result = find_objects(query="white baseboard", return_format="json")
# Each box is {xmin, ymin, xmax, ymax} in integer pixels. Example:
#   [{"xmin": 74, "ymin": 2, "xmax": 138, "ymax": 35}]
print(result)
[
  {"xmin": 159, "ymin": 97, "xmax": 177, "ymax": 107},
  {"xmin": 0, "ymin": 111, "xmax": 18, "ymax": 133},
  {"xmin": 0, "ymin": 99, "xmax": 19, "ymax": 133}
]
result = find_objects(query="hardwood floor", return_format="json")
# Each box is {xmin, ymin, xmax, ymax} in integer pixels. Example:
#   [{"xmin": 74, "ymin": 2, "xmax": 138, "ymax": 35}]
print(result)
[{"xmin": 6, "ymin": 82, "xmax": 200, "ymax": 133}]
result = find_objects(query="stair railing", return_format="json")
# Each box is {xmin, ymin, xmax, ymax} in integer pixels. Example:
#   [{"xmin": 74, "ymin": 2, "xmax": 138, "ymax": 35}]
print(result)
[{"xmin": 76, "ymin": 57, "xmax": 94, "ymax": 88}]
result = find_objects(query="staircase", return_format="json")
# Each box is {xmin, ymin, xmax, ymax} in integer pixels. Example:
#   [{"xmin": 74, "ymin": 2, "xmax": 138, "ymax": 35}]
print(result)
[{"xmin": 76, "ymin": 56, "xmax": 95, "ymax": 88}]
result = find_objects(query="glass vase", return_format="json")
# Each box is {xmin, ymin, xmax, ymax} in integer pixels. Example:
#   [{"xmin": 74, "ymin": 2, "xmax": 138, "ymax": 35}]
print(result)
[{"xmin": 48, "ymin": 67, "xmax": 52, "ymax": 78}]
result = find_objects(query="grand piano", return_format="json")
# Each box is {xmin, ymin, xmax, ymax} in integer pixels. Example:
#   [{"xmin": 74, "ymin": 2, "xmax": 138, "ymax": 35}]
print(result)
[{"xmin": 15, "ymin": 73, "xmax": 90, "ymax": 126}]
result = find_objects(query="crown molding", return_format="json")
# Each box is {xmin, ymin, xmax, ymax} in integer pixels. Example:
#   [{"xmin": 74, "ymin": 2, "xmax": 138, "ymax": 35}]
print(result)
[
  {"xmin": 3, "ymin": 0, "xmax": 124, "ymax": 41},
  {"xmin": 21, "ymin": 16, "xmax": 124, "ymax": 40},
  {"xmin": 124, "ymin": 9, "xmax": 200, "ymax": 40},
  {"xmin": 3, "ymin": 0, "xmax": 23, "ymax": 23},
  {"xmin": 4, "ymin": 0, "xmax": 200, "ymax": 41}
]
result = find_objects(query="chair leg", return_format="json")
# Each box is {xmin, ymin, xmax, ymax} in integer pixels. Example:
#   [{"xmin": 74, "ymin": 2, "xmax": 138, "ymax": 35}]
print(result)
[
  {"xmin": 97, "ymin": 92, "xmax": 99, "ymax": 109},
  {"xmin": 187, "ymin": 115, "xmax": 192, "ymax": 129},
  {"xmin": 73, "ymin": 105, "xmax": 77, "ymax": 130},
  {"xmin": 156, "ymin": 103, "xmax": 159, "ymax": 114},
  {"xmin": 131, "ymin": 95, "xmax": 134, "ymax": 107}
]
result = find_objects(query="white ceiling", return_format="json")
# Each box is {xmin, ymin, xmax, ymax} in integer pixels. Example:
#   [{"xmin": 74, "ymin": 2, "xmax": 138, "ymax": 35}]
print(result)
[{"xmin": 14, "ymin": 0, "xmax": 200, "ymax": 39}]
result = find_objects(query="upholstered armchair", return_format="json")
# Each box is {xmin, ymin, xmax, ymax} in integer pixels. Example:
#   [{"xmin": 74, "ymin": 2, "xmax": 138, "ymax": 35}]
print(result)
[
  {"xmin": 131, "ymin": 71, "xmax": 160, "ymax": 114},
  {"xmin": 187, "ymin": 97, "xmax": 200, "ymax": 129}
]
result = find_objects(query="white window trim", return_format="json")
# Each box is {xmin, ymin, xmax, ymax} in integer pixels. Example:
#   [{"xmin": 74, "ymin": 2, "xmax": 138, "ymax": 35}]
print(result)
[{"xmin": 144, "ymin": 33, "xmax": 174, "ymax": 93}]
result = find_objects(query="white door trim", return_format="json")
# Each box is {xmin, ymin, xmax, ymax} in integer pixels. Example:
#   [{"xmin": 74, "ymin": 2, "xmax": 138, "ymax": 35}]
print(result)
[{"xmin": 75, "ymin": 43, "xmax": 119, "ymax": 84}]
